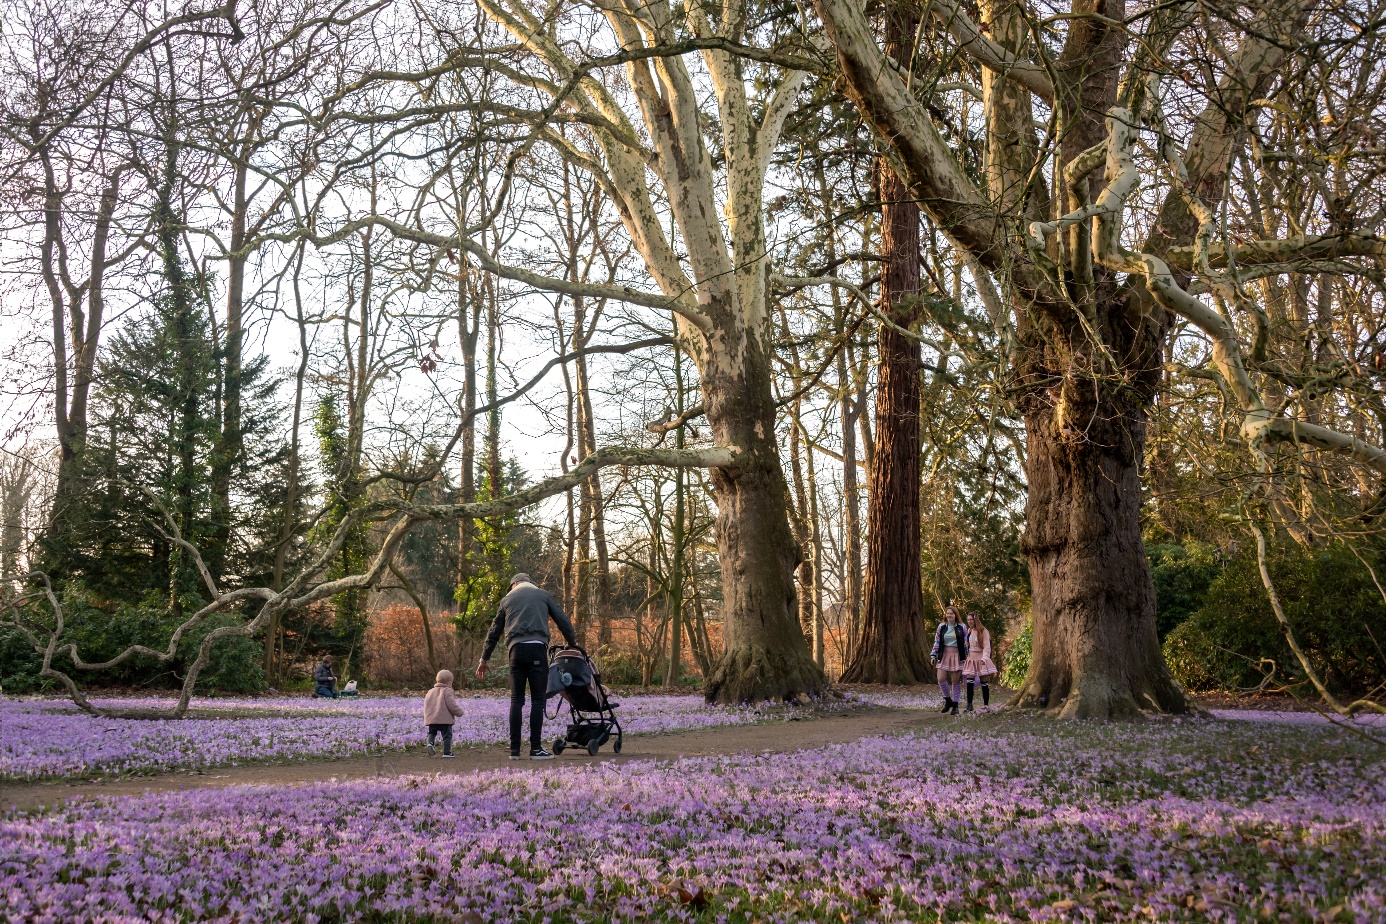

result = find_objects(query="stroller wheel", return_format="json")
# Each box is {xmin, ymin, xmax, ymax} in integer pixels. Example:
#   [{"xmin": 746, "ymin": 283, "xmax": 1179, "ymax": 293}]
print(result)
[
  {"xmin": 586, "ymin": 739, "xmax": 601, "ymax": 756},
  {"xmin": 612, "ymin": 735, "xmax": 622, "ymax": 754},
  {"xmin": 552, "ymin": 737, "xmax": 566, "ymax": 755}
]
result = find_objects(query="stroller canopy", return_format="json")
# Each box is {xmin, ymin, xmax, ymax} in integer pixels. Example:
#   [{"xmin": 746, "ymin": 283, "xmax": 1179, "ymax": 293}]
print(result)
[{"xmin": 547, "ymin": 650, "xmax": 605, "ymax": 711}]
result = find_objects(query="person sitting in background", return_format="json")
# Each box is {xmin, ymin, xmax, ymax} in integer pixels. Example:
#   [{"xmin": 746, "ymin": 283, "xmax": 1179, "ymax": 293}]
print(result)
[
  {"xmin": 314, "ymin": 655, "xmax": 339, "ymax": 699},
  {"xmin": 424, "ymin": 669, "xmax": 465, "ymax": 757}
]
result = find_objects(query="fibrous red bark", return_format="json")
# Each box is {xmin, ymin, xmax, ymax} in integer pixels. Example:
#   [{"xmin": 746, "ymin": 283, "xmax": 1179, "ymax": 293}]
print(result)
[{"xmin": 840, "ymin": 7, "xmax": 932, "ymax": 685}]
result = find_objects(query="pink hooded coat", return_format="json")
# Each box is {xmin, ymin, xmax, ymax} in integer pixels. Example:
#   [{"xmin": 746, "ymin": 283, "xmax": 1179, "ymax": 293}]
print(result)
[{"xmin": 423, "ymin": 670, "xmax": 465, "ymax": 725}]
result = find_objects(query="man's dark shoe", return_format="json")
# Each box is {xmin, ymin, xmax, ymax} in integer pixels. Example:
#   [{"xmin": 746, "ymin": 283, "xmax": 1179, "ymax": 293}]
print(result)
[
  {"xmin": 530, "ymin": 747, "xmax": 555, "ymax": 760},
  {"xmin": 509, "ymin": 751, "xmax": 522, "ymax": 760}
]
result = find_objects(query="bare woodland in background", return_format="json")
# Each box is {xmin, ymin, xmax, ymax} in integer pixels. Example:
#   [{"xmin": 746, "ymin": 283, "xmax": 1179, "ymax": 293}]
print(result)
[{"xmin": 1, "ymin": 0, "xmax": 1384, "ymax": 717}]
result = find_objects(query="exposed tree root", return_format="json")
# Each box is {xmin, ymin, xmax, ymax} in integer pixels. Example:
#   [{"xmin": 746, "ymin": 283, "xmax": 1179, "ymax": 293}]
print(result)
[
  {"xmin": 705, "ymin": 644, "xmax": 828, "ymax": 704},
  {"xmin": 1008, "ymin": 671, "xmax": 1198, "ymax": 720}
]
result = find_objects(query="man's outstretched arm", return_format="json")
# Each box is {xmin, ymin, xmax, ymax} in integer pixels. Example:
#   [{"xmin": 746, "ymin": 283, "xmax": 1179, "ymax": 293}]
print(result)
[{"xmin": 477, "ymin": 607, "xmax": 506, "ymax": 678}]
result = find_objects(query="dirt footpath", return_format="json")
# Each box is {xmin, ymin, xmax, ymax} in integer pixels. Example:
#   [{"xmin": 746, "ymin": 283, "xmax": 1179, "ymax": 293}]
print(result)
[{"xmin": 1, "ymin": 706, "xmax": 954, "ymax": 812}]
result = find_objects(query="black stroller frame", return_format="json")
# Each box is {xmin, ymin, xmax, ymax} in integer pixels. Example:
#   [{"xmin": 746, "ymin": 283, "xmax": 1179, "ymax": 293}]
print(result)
[{"xmin": 547, "ymin": 645, "xmax": 623, "ymax": 756}]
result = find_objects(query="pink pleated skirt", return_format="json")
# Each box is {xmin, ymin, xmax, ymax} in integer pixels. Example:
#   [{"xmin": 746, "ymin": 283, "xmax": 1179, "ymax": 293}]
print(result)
[
  {"xmin": 963, "ymin": 653, "xmax": 998, "ymax": 679},
  {"xmin": 938, "ymin": 645, "xmax": 962, "ymax": 672}
]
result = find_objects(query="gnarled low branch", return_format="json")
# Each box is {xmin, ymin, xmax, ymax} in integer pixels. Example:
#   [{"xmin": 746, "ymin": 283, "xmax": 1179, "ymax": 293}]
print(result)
[
  {"xmin": 1, "ymin": 445, "xmax": 741, "ymax": 718},
  {"xmin": 1086, "ymin": 97, "xmax": 1386, "ymax": 720}
]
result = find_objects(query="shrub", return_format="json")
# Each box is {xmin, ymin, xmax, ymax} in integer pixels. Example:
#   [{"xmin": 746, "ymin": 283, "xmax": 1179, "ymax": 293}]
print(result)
[
  {"xmin": 1163, "ymin": 543, "xmax": 1386, "ymax": 696},
  {"xmin": 0, "ymin": 624, "xmax": 46, "ymax": 693},
  {"xmin": 178, "ymin": 614, "xmax": 266, "ymax": 693},
  {"xmin": 0, "ymin": 587, "xmax": 265, "ymax": 694},
  {"xmin": 998, "ymin": 616, "xmax": 1031, "ymax": 689},
  {"xmin": 1148, "ymin": 540, "xmax": 1221, "ymax": 638},
  {"xmin": 362, "ymin": 604, "xmax": 469, "ymax": 686}
]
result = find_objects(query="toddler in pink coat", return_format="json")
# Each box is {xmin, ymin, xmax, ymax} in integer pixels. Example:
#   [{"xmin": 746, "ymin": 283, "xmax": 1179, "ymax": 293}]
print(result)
[{"xmin": 424, "ymin": 669, "xmax": 465, "ymax": 757}]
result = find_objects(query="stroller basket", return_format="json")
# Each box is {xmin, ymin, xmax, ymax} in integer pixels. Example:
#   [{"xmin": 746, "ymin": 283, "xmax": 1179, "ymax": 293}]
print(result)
[{"xmin": 546, "ymin": 646, "xmax": 622, "ymax": 756}]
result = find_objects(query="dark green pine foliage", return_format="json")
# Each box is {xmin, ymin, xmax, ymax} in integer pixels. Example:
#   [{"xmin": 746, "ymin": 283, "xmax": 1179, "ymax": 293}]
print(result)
[
  {"xmin": 79, "ymin": 254, "xmax": 219, "ymax": 611},
  {"xmin": 10, "ymin": 248, "xmax": 280, "ymax": 693},
  {"xmin": 16, "ymin": 188, "xmax": 290, "ymax": 692}
]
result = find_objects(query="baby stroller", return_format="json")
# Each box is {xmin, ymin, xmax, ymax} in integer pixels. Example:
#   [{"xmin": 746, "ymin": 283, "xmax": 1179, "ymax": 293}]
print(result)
[{"xmin": 546, "ymin": 645, "xmax": 622, "ymax": 756}]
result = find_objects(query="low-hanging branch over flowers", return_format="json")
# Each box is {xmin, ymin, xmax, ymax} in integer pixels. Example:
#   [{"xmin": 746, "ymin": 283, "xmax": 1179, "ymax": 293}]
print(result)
[{"xmin": 1, "ymin": 445, "xmax": 741, "ymax": 720}]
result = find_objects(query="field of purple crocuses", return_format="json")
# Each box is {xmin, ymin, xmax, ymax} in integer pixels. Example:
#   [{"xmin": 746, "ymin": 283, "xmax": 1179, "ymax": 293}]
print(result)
[
  {"xmin": 2, "ymin": 717, "xmax": 1380, "ymax": 922},
  {"xmin": 0, "ymin": 694, "xmax": 781, "ymax": 781}
]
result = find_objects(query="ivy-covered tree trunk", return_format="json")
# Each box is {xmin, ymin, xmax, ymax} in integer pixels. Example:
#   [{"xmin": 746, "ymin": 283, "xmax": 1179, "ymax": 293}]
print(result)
[{"xmin": 209, "ymin": 155, "xmax": 249, "ymax": 579}]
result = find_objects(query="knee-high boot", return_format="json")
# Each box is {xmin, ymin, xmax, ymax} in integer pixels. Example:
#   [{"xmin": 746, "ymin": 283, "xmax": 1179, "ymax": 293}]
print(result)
[{"xmin": 965, "ymin": 680, "xmax": 975, "ymax": 711}]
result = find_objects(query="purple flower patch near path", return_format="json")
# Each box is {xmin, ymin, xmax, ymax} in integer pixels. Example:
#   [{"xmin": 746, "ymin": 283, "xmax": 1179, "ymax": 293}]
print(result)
[
  {"xmin": 2, "ymin": 721, "xmax": 1380, "ymax": 923},
  {"xmin": 1209, "ymin": 708, "xmax": 1386, "ymax": 727},
  {"xmin": 849, "ymin": 693, "xmax": 1386, "ymax": 729},
  {"xmin": 0, "ymin": 695, "xmax": 770, "ymax": 782}
]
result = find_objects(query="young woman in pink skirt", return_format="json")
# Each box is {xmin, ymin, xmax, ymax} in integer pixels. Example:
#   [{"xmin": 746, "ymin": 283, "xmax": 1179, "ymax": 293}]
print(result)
[
  {"xmin": 930, "ymin": 605, "xmax": 969, "ymax": 715},
  {"xmin": 962, "ymin": 611, "xmax": 999, "ymax": 712}
]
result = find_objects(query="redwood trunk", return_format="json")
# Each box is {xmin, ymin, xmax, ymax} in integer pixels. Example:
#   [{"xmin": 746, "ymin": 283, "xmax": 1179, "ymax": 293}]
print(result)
[
  {"xmin": 841, "ymin": 120, "xmax": 932, "ymax": 684},
  {"xmin": 703, "ymin": 333, "xmax": 825, "ymax": 703}
]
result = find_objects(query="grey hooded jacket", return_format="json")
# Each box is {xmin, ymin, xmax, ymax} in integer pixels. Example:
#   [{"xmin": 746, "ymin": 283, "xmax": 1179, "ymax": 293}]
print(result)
[{"xmin": 481, "ymin": 582, "xmax": 577, "ymax": 661}]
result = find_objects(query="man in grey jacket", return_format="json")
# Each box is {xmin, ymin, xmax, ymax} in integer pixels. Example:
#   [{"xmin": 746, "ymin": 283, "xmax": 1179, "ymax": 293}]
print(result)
[{"xmin": 476, "ymin": 573, "xmax": 577, "ymax": 759}]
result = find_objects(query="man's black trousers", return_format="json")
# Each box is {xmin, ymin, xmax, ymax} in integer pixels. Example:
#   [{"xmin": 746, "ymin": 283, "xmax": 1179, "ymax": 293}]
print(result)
[{"xmin": 508, "ymin": 643, "xmax": 548, "ymax": 753}]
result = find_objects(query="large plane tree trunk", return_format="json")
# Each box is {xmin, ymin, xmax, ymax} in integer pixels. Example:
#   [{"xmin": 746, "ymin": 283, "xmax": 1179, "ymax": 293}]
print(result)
[
  {"xmin": 810, "ymin": 0, "xmax": 1213, "ymax": 716},
  {"xmin": 703, "ymin": 326, "xmax": 826, "ymax": 703},
  {"xmin": 469, "ymin": 0, "xmax": 821, "ymax": 703}
]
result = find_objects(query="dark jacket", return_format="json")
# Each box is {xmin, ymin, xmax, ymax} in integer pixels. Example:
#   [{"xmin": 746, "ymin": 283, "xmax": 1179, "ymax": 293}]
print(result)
[
  {"xmin": 930, "ymin": 621, "xmax": 969, "ymax": 662},
  {"xmin": 313, "ymin": 662, "xmax": 336, "ymax": 687},
  {"xmin": 481, "ymin": 583, "xmax": 577, "ymax": 661}
]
